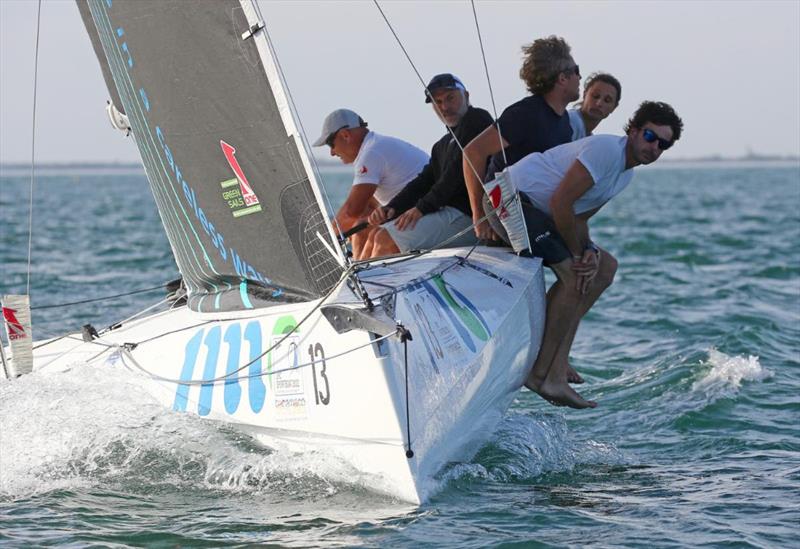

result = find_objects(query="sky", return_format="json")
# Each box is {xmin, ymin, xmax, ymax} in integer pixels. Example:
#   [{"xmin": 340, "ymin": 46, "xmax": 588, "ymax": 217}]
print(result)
[{"xmin": 1, "ymin": 0, "xmax": 799, "ymax": 164}]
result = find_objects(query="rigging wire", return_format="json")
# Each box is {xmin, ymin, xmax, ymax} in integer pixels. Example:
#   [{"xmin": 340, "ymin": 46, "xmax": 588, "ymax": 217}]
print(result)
[
  {"xmin": 26, "ymin": 0, "xmax": 43, "ymax": 296},
  {"xmin": 469, "ymin": 0, "xmax": 508, "ymax": 167},
  {"xmin": 30, "ymin": 283, "xmax": 170, "ymax": 310},
  {"xmin": 370, "ymin": 0, "xmax": 519, "ymax": 258},
  {"xmin": 252, "ymin": 1, "xmax": 350, "ymax": 266},
  {"xmin": 371, "ymin": 0, "xmax": 483, "ymax": 184}
]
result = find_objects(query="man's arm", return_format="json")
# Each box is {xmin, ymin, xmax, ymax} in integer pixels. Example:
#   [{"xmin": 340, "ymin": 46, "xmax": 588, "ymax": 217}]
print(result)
[
  {"xmin": 463, "ymin": 125, "xmax": 508, "ymax": 238},
  {"xmin": 415, "ymin": 109, "xmax": 494, "ymax": 215},
  {"xmin": 383, "ymin": 161, "xmax": 435, "ymax": 216},
  {"xmin": 332, "ymin": 184, "xmax": 377, "ymax": 234},
  {"xmin": 549, "ymin": 160, "xmax": 595, "ymax": 257}
]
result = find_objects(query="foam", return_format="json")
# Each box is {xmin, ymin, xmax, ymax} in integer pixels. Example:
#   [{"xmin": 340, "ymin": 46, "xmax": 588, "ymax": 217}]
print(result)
[
  {"xmin": 692, "ymin": 348, "xmax": 771, "ymax": 399},
  {"xmin": 438, "ymin": 410, "xmax": 629, "ymax": 485},
  {"xmin": 0, "ymin": 361, "xmax": 374, "ymax": 501}
]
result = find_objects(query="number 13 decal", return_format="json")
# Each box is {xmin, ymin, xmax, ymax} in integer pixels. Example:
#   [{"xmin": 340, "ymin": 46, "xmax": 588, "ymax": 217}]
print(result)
[{"xmin": 309, "ymin": 343, "xmax": 330, "ymax": 405}]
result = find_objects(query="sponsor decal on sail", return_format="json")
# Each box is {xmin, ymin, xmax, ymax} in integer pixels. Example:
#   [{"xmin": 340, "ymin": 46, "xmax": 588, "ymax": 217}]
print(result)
[{"xmin": 219, "ymin": 140, "xmax": 263, "ymax": 218}]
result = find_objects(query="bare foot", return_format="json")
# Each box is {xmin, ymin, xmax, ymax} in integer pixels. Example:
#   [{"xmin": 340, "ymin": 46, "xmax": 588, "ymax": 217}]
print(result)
[
  {"xmin": 537, "ymin": 378, "xmax": 597, "ymax": 409},
  {"xmin": 524, "ymin": 371, "xmax": 544, "ymax": 393},
  {"xmin": 567, "ymin": 365, "xmax": 584, "ymax": 384}
]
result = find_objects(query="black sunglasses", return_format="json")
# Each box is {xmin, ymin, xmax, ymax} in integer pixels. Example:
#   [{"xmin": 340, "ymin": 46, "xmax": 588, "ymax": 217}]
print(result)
[
  {"xmin": 325, "ymin": 125, "xmax": 349, "ymax": 148},
  {"xmin": 563, "ymin": 64, "xmax": 580, "ymax": 78},
  {"xmin": 642, "ymin": 128, "xmax": 674, "ymax": 150}
]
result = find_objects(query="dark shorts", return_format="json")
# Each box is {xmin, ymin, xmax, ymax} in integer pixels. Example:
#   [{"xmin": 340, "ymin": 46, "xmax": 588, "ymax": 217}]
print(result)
[
  {"xmin": 483, "ymin": 192, "xmax": 571, "ymax": 265},
  {"xmin": 519, "ymin": 194, "xmax": 571, "ymax": 265}
]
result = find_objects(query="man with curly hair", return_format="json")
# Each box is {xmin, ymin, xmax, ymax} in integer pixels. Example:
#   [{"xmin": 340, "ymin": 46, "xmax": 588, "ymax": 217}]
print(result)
[
  {"xmin": 505, "ymin": 101, "xmax": 684, "ymax": 409},
  {"xmin": 463, "ymin": 35, "xmax": 580, "ymax": 241}
]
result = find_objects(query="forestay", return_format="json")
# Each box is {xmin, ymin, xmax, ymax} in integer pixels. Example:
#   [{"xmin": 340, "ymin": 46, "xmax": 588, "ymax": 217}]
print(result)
[{"xmin": 77, "ymin": 0, "xmax": 343, "ymax": 312}]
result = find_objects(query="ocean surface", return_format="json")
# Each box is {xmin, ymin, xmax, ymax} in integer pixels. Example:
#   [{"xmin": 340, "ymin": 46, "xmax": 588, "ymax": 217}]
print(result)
[{"xmin": 1, "ymin": 163, "xmax": 798, "ymax": 547}]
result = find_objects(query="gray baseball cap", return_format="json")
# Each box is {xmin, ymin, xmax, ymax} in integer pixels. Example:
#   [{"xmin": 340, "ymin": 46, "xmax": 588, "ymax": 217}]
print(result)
[{"xmin": 312, "ymin": 109, "xmax": 367, "ymax": 147}]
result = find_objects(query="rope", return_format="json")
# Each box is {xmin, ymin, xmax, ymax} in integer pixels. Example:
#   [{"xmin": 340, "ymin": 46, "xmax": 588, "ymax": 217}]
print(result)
[
  {"xmin": 30, "ymin": 283, "xmax": 170, "ymax": 310},
  {"xmin": 118, "ymin": 328, "xmax": 399, "ymax": 385},
  {"xmin": 26, "ymin": 0, "xmax": 43, "ymax": 296}
]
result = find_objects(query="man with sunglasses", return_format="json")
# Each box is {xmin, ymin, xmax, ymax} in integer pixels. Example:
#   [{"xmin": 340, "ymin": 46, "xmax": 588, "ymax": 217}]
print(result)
[
  {"xmin": 312, "ymin": 109, "xmax": 428, "ymax": 259},
  {"xmin": 367, "ymin": 74, "xmax": 494, "ymax": 256},
  {"xmin": 463, "ymin": 36, "xmax": 580, "ymax": 242},
  {"xmin": 504, "ymin": 101, "xmax": 683, "ymax": 409}
]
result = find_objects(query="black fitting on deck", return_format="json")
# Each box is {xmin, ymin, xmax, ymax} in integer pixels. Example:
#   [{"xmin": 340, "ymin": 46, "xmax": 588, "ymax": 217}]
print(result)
[{"xmin": 81, "ymin": 324, "xmax": 99, "ymax": 342}]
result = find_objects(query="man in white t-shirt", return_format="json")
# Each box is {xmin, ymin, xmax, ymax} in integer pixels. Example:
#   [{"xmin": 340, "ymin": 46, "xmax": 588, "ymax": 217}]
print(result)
[
  {"xmin": 505, "ymin": 101, "xmax": 683, "ymax": 409},
  {"xmin": 312, "ymin": 109, "xmax": 428, "ymax": 259}
]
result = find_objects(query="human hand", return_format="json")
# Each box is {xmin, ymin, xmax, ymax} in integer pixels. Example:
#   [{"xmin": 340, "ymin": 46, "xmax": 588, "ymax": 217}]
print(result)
[
  {"xmin": 572, "ymin": 248, "xmax": 600, "ymax": 294},
  {"xmin": 395, "ymin": 207, "xmax": 423, "ymax": 231},
  {"xmin": 368, "ymin": 207, "xmax": 394, "ymax": 226},
  {"xmin": 473, "ymin": 217, "xmax": 498, "ymax": 241}
]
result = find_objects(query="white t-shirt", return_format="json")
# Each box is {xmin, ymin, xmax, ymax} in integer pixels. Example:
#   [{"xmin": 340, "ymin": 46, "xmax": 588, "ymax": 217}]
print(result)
[
  {"xmin": 568, "ymin": 108, "xmax": 587, "ymax": 141},
  {"xmin": 352, "ymin": 131, "xmax": 429, "ymax": 205},
  {"xmin": 508, "ymin": 134, "xmax": 634, "ymax": 216}
]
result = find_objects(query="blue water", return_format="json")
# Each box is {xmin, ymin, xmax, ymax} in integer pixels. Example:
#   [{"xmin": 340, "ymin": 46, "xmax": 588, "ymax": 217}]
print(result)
[{"xmin": 1, "ymin": 163, "xmax": 799, "ymax": 547}]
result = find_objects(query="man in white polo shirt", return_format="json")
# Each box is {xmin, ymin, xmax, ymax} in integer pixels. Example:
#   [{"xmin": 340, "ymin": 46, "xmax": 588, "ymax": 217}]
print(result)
[
  {"xmin": 505, "ymin": 100, "xmax": 683, "ymax": 409},
  {"xmin": 313, "ymin": 109, "xmax": 428, "ymax": 259}
]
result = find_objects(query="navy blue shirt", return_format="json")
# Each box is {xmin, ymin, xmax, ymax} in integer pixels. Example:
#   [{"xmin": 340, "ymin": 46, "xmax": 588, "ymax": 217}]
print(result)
[{"xmin": 486, "ymin": 95, "xmax": 572, "ymax": 180}]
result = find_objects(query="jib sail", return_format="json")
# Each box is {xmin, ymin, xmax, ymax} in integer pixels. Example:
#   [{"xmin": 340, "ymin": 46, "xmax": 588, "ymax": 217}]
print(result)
[{"xmin": 77, "ymin": 0, "xmax": 344, "ymax": 311}]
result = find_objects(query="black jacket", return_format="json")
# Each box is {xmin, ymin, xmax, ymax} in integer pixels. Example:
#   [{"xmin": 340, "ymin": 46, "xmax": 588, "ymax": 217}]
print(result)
[{"xmin": 386, "ymin": 106, "xmax": 494, "ymax": 217}]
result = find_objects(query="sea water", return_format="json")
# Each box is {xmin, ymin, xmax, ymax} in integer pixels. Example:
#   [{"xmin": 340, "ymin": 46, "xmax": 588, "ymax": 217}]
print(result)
[{"xmin": 1, "ymin": 163, "xmax": 798, "ymax": 547}]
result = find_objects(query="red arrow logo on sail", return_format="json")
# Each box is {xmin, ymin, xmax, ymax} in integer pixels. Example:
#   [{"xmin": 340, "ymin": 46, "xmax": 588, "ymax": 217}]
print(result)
[
  {"xmin": 220, "ymin": 140, "xmax": 260, "ymax": 207},
  {"xmin": 2, "ymin": 307, "xmax": 26, "ymax": 340}
]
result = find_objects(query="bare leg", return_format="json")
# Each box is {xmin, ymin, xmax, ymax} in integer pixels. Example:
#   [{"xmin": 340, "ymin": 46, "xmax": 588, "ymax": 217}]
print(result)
[
  {"xmin": 370, "ymin": 228, "xmax": 400, "ymax": 257},
  {"xmin": 552, "ymin": 250, "xmax": 618, "ymax": 384},
  {"xmin": 524, "ymin": 259, "xmax": 596, "ymax": 409},
  {"xmin": 540, "ymin": 282, "xmax": 583, "ymax": 384},
  {"xmin": 350, "ymin": 226, "xmax": 370, "ymax": 259},
  {"xmin": 352, "ymin": 226, "xmax": 380, "ymax": 260}
]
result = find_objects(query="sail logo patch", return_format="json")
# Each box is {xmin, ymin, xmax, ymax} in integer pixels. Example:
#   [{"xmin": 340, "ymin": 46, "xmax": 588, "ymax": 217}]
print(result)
[
  {"xmin": 2, "ymin": 307, "xmax": 26, "ymax": 340},
  {"xmin": 219, "ymin": 140, "xmax": 263, "ymax": 218}
]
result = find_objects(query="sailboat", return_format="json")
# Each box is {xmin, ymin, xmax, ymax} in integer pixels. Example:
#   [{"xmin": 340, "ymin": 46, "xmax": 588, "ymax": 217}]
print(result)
[{"xmin": 3, "ymin": 0, "xmax": 546, "ymax": 503}]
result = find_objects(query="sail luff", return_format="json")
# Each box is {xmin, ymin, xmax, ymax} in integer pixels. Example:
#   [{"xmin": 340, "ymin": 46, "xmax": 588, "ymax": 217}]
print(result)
[{"xmin": 238, "ymin": 0, "xmax": 346, "ymax": 268}]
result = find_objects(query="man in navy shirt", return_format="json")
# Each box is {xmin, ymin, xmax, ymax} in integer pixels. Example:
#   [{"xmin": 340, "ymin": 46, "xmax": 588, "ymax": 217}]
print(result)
[{"xmin": 463, "ymin": 35, "xmax": 580, "ymax": 241}]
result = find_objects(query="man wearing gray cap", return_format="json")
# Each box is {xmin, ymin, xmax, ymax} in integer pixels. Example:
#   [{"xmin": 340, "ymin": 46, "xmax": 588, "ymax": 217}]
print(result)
[
  {"xmin": 368, "ymin": 74, "xmax": 494, "ymax": 256},
  {"xmin": 313, "ymin": 109, "xmax": 428, "ymax": 259}
]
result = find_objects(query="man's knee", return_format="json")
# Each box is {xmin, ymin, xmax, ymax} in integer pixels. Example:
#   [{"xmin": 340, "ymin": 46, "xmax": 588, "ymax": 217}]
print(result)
[
  {"xmin": 373, "ymin": 228, "xmax": 399, "ymax": 256},
  {"xmin": 597, "ymin": 250, "xmax": 618, "ymax": 289},
  {"xmin": 550, "ymin": 259, "xmax": 582, "ymax": 297}
]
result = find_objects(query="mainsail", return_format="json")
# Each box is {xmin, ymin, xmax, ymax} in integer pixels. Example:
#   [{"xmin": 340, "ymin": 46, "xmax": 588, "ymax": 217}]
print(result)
[{"xmin": 77, "ymin": 0, "xmax": 344, "ymax": 311}]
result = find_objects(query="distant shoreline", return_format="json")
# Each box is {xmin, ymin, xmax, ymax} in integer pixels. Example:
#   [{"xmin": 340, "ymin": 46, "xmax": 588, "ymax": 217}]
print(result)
[{"xmin": 1, "ymin": 154, "xmax": 798, "ymax": 176}]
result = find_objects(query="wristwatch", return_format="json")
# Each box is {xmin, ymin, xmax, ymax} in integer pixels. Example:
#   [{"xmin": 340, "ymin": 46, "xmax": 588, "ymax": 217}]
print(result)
[{"xmin": 585, "ymin": 242, "xmax": 600, "ymax": 256}]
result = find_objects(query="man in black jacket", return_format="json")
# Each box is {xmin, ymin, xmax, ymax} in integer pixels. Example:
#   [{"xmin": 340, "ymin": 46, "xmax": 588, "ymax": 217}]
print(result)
[{"xmin": 368, "ymin": 74, "xmax": 494, "ymax": 256}]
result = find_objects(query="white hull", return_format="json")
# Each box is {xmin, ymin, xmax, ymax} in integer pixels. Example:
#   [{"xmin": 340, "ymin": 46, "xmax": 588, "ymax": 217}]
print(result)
[{"xmin": 25, "ymin": 247, "xmax": 545, "ymax": 503}]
